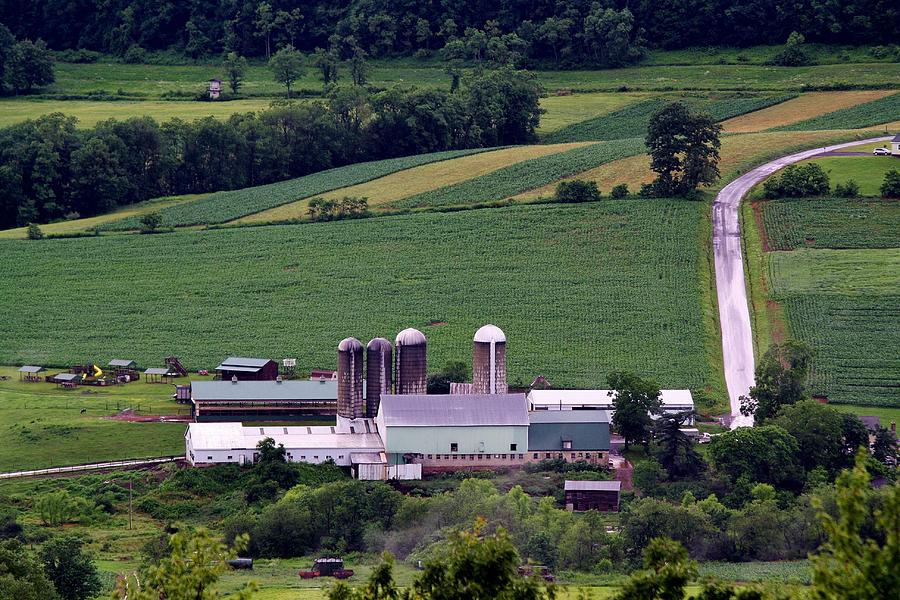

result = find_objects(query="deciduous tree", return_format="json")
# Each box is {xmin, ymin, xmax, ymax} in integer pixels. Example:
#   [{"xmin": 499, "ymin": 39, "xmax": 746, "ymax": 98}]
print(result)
[
  {"xmin": 40, "ymin": 535, "xmax": 101, "ymax": 600},
  {"xmin": 608, "ymin": 371, "xmax": 662, "ymax": 450},
  {"xmin": 269, "ymin": 45, "xmax": 305, "ymax": 97},
  {"xmin": 645, "ymin": 102, "xmax": 721, "ymax": 197},
  {"xmin": 740, "ymin": 341, "xmax": 813, "ymax": 422},
  {"xmin": 223, "ymin": 52, "xmax": 248, "ymax": 94}
]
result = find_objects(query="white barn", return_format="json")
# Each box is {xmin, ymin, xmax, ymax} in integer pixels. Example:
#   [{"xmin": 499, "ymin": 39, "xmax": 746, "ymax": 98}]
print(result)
[{"xmin": 527, "ymin": 389, "xmax": 695, "ymax": 424}]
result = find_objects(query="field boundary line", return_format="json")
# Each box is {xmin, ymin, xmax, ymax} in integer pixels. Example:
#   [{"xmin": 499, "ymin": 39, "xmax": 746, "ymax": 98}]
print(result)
[{"xmin": 0, "ymin": 455, "xmax": 182, "ymax": 480}]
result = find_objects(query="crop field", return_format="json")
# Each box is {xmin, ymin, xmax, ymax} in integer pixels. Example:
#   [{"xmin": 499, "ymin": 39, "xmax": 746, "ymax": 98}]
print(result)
[
  {"xmin": 697, "ymin": 561, "xmax": 810, "ymax": 584},
  {"xmin": 776, "ymin": 92, "xmax": 900, "ymax": 130},
  {"xmin": 235, "ymin": 143, "xmax": 591, "ymax": 223},
  {"xmin": 805, "ymin": 155, "xmax": 900, "ymax": 196},
  {"xmin": 762, "ymin": 198, "xmax": 900, "ymax": 250},
  {"xmin": 543, "ymin": 95, "xmax": 794, "ymax": 143},
  {"xmin": 0, "ymin": 201, "xmax": 715, "ymax": 394},
  {"xmin": 537, "ymin": 92, "xmax": 645, "ymax": 133},
  {"xmin": 768, "ymin": 248, "xmax": 900, "ymax": 406},
  {"xmin": 0, "ymin": 98, "xmax": 275, "ymax": 129},
  {"xmin": 720, "ymin": 91, "xmax": 896, "ymax": 133},
  {"xmin": 105, "ymin": 147, "xmax": 495, "ymax": 229},
  {"xmin": 392, "ymin": 139, "xmax": 645, "ymax": 208}
]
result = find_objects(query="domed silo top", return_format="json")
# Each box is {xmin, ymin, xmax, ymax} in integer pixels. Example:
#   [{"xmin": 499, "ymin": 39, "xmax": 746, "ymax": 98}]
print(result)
[
  {"xmin": 395, "ymin": 328, "xmax": 426, "ymax": 346},
  {"xmin": 474, "ymin": 324, "xmax": 506, "ymax": 343},
  {"xmin": 367, "ymin": 337, "xmax": 392, "ymax": 351},
  {"xmin": 338, "ymin": 337, "xmax": 364, "ymax": 351}
]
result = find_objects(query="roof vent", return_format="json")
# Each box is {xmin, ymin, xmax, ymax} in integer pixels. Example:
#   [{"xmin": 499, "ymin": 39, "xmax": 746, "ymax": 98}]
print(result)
[{"xmin": 231, "ymin": 375, "xmax": 238, "ymax": 384}]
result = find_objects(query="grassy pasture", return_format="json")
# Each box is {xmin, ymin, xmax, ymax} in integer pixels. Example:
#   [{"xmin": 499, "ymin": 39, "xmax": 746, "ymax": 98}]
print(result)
[
  {"xmin": 829, "ymin": 404, "xmax": 900, "ymax": 427},
  {"xmin": 0, "ymin": 201, "xmax": 717, "ymax": 396},
  {"xmin": 537, "ymin": 92, "xmax": 645, "ymax": 133},
  {"xmin": 235, "ymin": 143, "xmax": 591, "ymax": 223},
  {"xmin": 762, "ymin": 198, "xmax": 900, "ymax": 250},
  {"xmin": 776, "ymin": 92, "xmax": 900, "ymax": 130},
  {"xmin": 720, "ymin": 91, "xmax": 896, "ymax": 133},
  {"xmin": 805, "ymin": 155, "xmax": 900, "ymax": 196}
]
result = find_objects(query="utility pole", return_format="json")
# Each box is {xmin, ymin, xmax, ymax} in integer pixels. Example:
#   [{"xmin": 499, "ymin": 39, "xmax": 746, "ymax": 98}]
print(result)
[{"xmin": 129, "ymin": 480, "xmax": 133, "ymax": 530}]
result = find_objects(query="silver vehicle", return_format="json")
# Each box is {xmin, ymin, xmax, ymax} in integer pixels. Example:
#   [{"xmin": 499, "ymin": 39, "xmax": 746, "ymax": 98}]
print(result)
[{"xmin": 873, "ymin": 147, "xmax": 891, "ymax": 156}]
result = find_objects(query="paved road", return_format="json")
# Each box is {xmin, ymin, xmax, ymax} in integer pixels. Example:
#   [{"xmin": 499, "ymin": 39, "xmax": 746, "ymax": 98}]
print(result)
[
  {"xmin": 712, "ymin": 136, "xmax": 890, "ymax": 429},
  {"xmin": 0, "ymin": 456, "xmax": 181, "ymax": 480}
]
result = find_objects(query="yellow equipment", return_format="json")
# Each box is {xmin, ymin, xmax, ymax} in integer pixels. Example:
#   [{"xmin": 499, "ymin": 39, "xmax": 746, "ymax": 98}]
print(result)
[{"xmin": 90, "ymin": 364, "xmax": 102, "ymax": 378}]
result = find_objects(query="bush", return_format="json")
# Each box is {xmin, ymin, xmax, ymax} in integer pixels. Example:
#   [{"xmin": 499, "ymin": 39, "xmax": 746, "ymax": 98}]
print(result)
[
  {"xmin": 881, "ymin": 169, "xmax": 900, "ymax": 198},
  {"xmin": 763, "ymin": 163, "xmax": 830, "ymax": 198},
  {"xmin": 554, "ymin": 179, "xmax": 602, "ymax": 203},
  {"xmin": 123, "ymin": 45, "xmax": 147, "ymax": 64},
  {"xmin": 833, "ymin": 179, "xmax": 860, "ymax": 198},
  {"xmin": 54, "ymin": 49, "xmax": 102, "ymax": 63},
  {"xmin": 27, "ymin": 223, "xmax": 44, "ymax": 240},
  {"xmin": 771, "ymin": 32, "xmax": 810, "ymax": 67},
  {"xmin": 610, "ymin": 183, "xmax": 629, "ymax": 199},
  {"xmin": 139, "ymin": 211, "xmax": 162, "ymax": 233}
]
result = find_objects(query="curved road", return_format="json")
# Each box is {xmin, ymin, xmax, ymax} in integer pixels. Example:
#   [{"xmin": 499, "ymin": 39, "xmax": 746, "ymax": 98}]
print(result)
[{"xmin": 712, "ymin": 136, "xmax": 890, "ymax": 429}]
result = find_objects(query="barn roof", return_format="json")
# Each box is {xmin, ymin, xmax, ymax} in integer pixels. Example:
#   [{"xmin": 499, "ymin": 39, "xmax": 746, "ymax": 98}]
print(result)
[
  {"xmin": 54, "ymin": 373, "xmax": 82, "ymax": 381},
  {"xmin": 186, "ymin": 422, "xmax": 383, "ymax": 451},
  {"xmin": 145, "ymin": 367, "xmax": 175, "ymax": 375},
  {"xmin": 892, "ymin": 134, "xmax": 900, "ymax": 142},
  {"xmin": 216, "ymin": 357, "xmax": 272, "ymax": 371},
  {"xmin": 108, "ymin": 359, "xmax": 136, "ymax": 367},
  {"xmin": 191, "ymin": 379, "xmax": 347, "ymax": 401},
  {"xmin": 564, "ymin": 480, "xmax": 621, "ymax": 492},
  {"xmin": 18, "ymin": 365, "xmax": 45, "ymax": 373},
  {"xmin": 379, "ymin": 393, "xmax": 528, "ymax": 427},
  {"xmin": 528, "ymin": 389, "xmax": 694, "ymax": 409}
]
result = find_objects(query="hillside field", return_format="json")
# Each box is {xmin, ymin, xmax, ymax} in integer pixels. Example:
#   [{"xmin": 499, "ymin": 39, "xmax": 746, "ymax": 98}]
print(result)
[
  {"xmin": 805, "ymin": 155, "xmax": 900, "ymax": 196},
  {"xmin": 0, "ymin": 201, "xmax": 720, "ymax": 401}
]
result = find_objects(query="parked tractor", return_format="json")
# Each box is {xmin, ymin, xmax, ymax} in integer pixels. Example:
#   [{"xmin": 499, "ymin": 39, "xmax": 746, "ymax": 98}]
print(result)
[{"xmin": 298, "ymin": 557, "xmax": 354, "ymax": 580}]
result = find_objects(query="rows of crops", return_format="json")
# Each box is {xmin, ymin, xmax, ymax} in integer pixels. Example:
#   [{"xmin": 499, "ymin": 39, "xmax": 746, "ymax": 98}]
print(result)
[
  {"xmin": 392, "ymin": 139, "xmax": 645, "ymax": 208},
  {"xmin": 543, "ymin": 94, "xmax": 794, "ymax": 143},
  {"xmin": 761, "ymin": 198, "xmax": 900, "ymax": 250},
  {"xmin": 0, "ymin": 202, "xmax": 710, "ymax": 391},
  {"xmin": 104, "ymin": 147, "xmax": 498, "ymax": 229},
  {"xmin": 697, "ymin": 561, "xmax": 810, "ymax": 584},
  {"xmin": 775, "ymin": 92, "xmax": 900, "ymax": 130}
]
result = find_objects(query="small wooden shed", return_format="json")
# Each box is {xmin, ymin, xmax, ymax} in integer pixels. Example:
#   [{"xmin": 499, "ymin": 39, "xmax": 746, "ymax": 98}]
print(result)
[
  {"xmin": 145, "ymin": 367, "xmax": 177, "ymax": 384},
  {"xmin": 564, "ymin": 480, "xmax": 621, "ymax": 512},
  {"xmin": 18, "ymin": 365, "xmax": 46, "ymax": 382}
]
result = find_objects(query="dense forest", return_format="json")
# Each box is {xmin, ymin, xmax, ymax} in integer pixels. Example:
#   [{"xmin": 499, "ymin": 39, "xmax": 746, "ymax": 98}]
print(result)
[
  {"xmin": 1, "ymin": 0, "xmax": 898, "ymax": 66},
  {"xmin": 0, "ymin": 70, "xmax": 541, "ymax": 228}
]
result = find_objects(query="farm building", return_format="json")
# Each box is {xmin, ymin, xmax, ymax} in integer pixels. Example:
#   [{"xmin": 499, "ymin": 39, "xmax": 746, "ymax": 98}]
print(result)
[
  {"xmin": 564, "ymin": 480, "xmax": 621, "ymax": 512},
  {"xmin": 190, "ymin": 379, "xmax": 355, "ymax": 421},
  {"xmin": 892, "ymin": 134, "xmax": 900, "ymax": 155},
  {"xmin": 144, "ymin": 367, "xmax": 179, "ymax": 384},
  {"xmin": 184, "ymin": 422, "xmax": 384, "ymax": 468},
  {"xmin": 215, "ymin": 357, "xmax": 279, "ymax": 381},
  {"xmin": 108, "ymin": 359, "xmax": 140, "ymax": 381},
  {"xmin": 528, "ymin": 389, "xmax": 695, "ymax": 424},
  {"xmin": 208, "ymin": 78, "xmax": 222, "ymax": 99},
  {"xmin": 375, "ymin": 393, "xmax": 530, "ymax": 472},
  {"xmin": 18, "ymin": 365, "xmax": 45, "ymax": 382},
  {"xmin": 50, "ymin": 372, "xmax": 83, "ymax": 387},
  {"xmin": 527, "ymin": 410, "xmax": 610, "ymax": 465}
]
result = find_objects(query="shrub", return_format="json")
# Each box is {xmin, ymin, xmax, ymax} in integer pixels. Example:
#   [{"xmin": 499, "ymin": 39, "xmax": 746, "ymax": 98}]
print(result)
[
  {"xmin": 554, "ymin": 179, "xmax": 602, "ymax": 203},
  {"xmin": 771, "ymin": 32, "xmax": 810, "ymax": 67},
  {"xmin": 763, "ymin": 163, "xmax": 830, "ymax": 198},
  {"xmin": 610, "ymin": 183, "xmax": 630, "ymax": 199},
  {"xmin": 27, "ymin": 223, "xmax": 44, "ymax": 240},
  {"xmin": 139, "ymin": 212, "xmax": 163, "ymax": 233},
  {"xmin": 54, "ymin": 49, "xmax": 102, "ymax": 63},
  {"xmin": 881, "ymin": 170, "xmax": 900, "ymax": 198},
  {"xmin": 833, "ymin": 179, "xmax": 860, "ymax": 198},
  {"xmin": 122, "ymin": 45, "xmax": 147, "ymax": 64}
]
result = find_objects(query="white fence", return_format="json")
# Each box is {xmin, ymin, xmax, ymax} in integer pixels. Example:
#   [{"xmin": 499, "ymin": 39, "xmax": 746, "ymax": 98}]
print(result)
[{"xmin": 0, "ymin": 456, "xmax": 182, "ymax": 479}]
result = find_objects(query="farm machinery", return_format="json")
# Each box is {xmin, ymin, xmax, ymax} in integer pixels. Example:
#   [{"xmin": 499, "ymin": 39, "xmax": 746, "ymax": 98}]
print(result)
[{"xmin": 298, "ymin": 557, "xmax": 354, "ymax": 580}]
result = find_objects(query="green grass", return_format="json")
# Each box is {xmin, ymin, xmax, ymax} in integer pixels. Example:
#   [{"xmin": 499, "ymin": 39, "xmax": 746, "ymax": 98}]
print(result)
[
  {"xmin": 762, "ymin": 197, "xmax": 900, "ymax": 250},
  {"xmin": 829, "ymin": 404, "xmax": 900, "ymax": 427},
  {"xmin": 806, "ymin": 156, "xmax": 900, "ymax": 196},
  {"xmin": 537, "ymin": 93, "xmax": 645, "ymax": 133},
  {"xmin": 105, "ymin": 147, "xmax": 497, "ymax": 229},
  {"xmin": 392, "ymin": 139, "xmax": 645, "ymax": 208},
  {"xmin": 697, "ymin": 561, "xmax": 810, "ymax": 584},
  {"xmin": 0, "ymin": 98, "xmax": 276, "ymax": 128},
  {"xmin": 543, "ymin": 94, "xmax": 794, "ymax": 143},
  {"xmin": 775, "ymin": 92, "xmax": 900, "ymax": 130},
  {"xmin": 639, "ymin": 44, "xmax": 900, "ymax": 67},
  {"xmin": 769, "ymin": 248, "xmax": 900, "ymax": 406},
  {"xmin": 0, "ymin": 202, "xmax": 712, "ymax": 392}
]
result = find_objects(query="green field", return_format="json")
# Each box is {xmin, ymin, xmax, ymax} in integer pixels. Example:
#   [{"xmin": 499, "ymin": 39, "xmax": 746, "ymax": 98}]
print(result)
[
  {"xmin": 392, "ymin": 139, "xmax": 645, "ymax": 208},
  {"xmin": 768, "ymin": 248, "xmax": 900, "ymax": 406},
  {"xmin": 543, "ymin": 94, "xmax": 794, "ymax": 143},
  {"xmin": 805, "ymin": 156, "xmax": 900, "ymax": 196},
  {"xmin": 0, "ymin": 202, "xmax": 717, "ymax": 395},
  {"xmin": 775, "ymin": 92, "xmax": 900, "ymax": 130},
  {"xmin": 762, "ymin": 197, "xmax": 900, "ymax": 250},
  {"xmin": 829, "ymin": 403, "xmax": 900, "ymax": 427}
]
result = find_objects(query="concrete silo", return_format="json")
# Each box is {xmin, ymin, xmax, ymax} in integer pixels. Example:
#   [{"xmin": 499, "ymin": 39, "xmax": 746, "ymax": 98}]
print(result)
[
  {"xmin": 394, "ymin": 328, "xmax": 427, "ymax": 395},
  {"xmin": 337, "ymin": 337, "xmax": 364, "ymax": 419},
  {"xmin": 366, "ymin": 337, "xmax": 393, "ymax": 418},
  {"xmin": 473, "ymin": 324, "xmax": 507, "ymax": 394}
]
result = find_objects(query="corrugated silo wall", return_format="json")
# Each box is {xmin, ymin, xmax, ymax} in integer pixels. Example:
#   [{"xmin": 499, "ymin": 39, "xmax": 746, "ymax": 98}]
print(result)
[
  {"xmin": 395, "ymin": 341, "xmax": 427, "ymax": 395},
  {"xmin": 473, "ymin": 340, "xmax": 508, "ymax": 394},
  {"xmin": 338, "ymin": 345, "xmax": 364, "ymax": 418},
  {"xmin": 366, "ymin": 341, "xmax": 392, "ymax": 418}
]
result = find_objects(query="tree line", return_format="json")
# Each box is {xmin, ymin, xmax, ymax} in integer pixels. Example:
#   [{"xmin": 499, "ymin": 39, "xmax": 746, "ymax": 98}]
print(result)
[
  {"xmin": 2, "ymin": 1, "xmax": 899, "ymax": 67},
  {"xmin": 0, "ymin": 69, "xmax": 541, "ymax": 229}
]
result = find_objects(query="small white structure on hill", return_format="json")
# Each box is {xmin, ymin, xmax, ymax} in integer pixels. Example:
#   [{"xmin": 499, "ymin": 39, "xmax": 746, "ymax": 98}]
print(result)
[{"xmin": 208, "ymin": 78, "xmax": 222, "ymax": 100}]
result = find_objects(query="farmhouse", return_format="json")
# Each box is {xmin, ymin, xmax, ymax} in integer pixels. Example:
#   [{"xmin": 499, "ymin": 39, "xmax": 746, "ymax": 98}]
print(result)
[
  {"xmin": 375, "ymin": 393, "xmax": 530, "ymax": 472},
  {"xmin": 190, "ymin": 379, "xmax": 349, "ymax": 421},
  {"xmin": 185, "ymin": 422, "xmax": 383, "ymax": 467},
  {"xmin": 215, "ymin": 356, "xmax": 279, "ymax": 381},
  {"xmin": 527, "ymin": 410, "xmax": 610, "ymax": 465},
  {"xmin": 564, "ymin": 480, "xmax": 622, "ymax": 512},
  {"xmin": 893, "ymin": 134, "xmax": 900, "ymax": 155},
  {"xmin": 528, "ymin": 389, "xmax": 695, "ymax": 424}
]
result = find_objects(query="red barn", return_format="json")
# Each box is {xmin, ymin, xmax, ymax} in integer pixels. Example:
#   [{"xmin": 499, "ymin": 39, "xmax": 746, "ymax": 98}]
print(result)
[{"xmin": 215, "ymin": 357, "xmax": 279, "ymax": 381}]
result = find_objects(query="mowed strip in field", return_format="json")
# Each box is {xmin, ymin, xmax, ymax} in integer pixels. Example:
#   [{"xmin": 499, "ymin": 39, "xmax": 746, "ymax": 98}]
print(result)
[
  {"xmin": 775, "ymin": 92, "xmax": 900, "ymax": 131},
  {"xmin": 235, "ymin": 143, "xmax": 592, "ymax": 223},
  {"xmin": 537, "ymin": 92, "xmax": 645, "ymax": 133},
  {"xmin": 721, "ymin": 91, "xmax": 896, "ymax": 133},
  {"xmin": 0, "ymin": 202, "xmax": 712, "ymax": 391}
]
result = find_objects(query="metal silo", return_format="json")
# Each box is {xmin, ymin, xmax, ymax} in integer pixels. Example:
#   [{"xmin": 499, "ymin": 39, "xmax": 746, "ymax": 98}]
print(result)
[
  {"xmin": 337, "ymin": 337, "xmax": 364, "ymax": 419},
  {"xmin": 394, "ymin": 328, "xmax": 427, "ymax": 395},
  {"xmin": 366, "ymin": 337, "xmax": 393, "ymax": 418},
  {"xmin": 473, "ymin": 324, "xmax": 507, "ymax": 394}
]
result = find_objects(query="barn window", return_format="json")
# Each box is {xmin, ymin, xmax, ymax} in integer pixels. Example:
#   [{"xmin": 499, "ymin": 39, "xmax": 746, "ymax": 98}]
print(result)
[
  {"xmin": 562, "ymin": 440, "xmax": 572, "ymax": 449},
  {"xmin": 227, "ymin": 455, "xmax": 232, "ymax": 460},
  {"xmin": 509, "ymin": 443, "xmax": 517, "ymax": 451},
  {"xmin": 450, "ymin": 443, "xmax": 458, "ymax": 452},
  {"xmin": 427, "ymin": 454, "xmax": 432, "ymax": 459},
  {"xmin": 207, "ymin": 456, "xmax": 212, "ymax": 460},
  {"xmin": 533, "ymin": 453, "xmax": 538, "ymax": 459}
]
